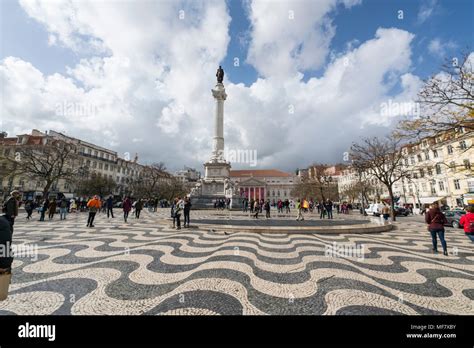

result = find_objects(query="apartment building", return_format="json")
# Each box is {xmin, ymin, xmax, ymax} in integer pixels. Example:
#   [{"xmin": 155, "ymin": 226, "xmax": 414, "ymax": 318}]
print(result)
[
  {"xmin": 394, "ymin": 129, "xmax": 473, "ymax": 208},
  {"xmin": 0, "ymin": 129, "xmax": 150, "ymax": 199}
]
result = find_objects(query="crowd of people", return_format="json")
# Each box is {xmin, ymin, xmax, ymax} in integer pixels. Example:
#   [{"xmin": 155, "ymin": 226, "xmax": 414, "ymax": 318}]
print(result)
[
  {"xmin": 240, "ymin": 197, "xmax": 350, "ymax": 221},
  {"xmin": 1, "ymin": 189, "xmax": 474, "ymax": 291},
  {"xmin": 0, "ymin": 191, "xmax": 176, "ymax": 230}
]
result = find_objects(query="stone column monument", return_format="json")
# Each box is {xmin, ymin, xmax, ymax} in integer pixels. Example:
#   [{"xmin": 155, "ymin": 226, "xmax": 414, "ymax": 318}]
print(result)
[{"xmin": 190, "ymin": 66, "xmax": 243, "ymax": 209}]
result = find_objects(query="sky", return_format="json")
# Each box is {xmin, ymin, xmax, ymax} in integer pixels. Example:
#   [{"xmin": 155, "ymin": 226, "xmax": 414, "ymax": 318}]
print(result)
[{"xmin": 1, "ymin": 0, "xmax": 473, "ymax": 173}]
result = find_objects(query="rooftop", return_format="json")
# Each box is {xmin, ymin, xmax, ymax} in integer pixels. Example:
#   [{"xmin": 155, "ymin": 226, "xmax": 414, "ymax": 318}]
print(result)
[{"xmin": 230, "ymin": 169, "xmax": 292, "ymax": 178}]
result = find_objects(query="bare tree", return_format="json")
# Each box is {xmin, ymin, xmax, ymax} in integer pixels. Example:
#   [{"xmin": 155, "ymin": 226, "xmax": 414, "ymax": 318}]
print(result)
[
  {"xmin": 156, "ymin": 178, "xmax": 187, "ymax": 201},
  {"xmin": 351, "ymin": 136, "xmax": 407, "ymax": 221},
  {"xmin": 75, "ymin": 173, "xmax": 117, "ymax": 197},
  {"xmin": 140, "ymin": 162, "xmax": 170, "ymax": 196},
  {"xmin": 3, "ymin": 139, "xmax": 79, "ymax": 198},
  {"xmin": 292, "ymin": 164, "xmax": 338, "ymax": 201},
  {"xmin": 397, "ymin": 51, "xmax": 474, "ymax": 141}
]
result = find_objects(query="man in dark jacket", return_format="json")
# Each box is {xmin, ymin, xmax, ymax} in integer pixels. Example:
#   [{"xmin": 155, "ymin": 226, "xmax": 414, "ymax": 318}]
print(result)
[
  {"xmin": 425, "ymin": 202, "xmax": 448, "ymax": 255},
  {"xmin": 325, "ymin": 199, "xmax": 333, "ymax": 219},
  {"xmin": 39, "ymin": 198, "xmax": 49, "ymax": 222},
  {"xmin": 0, "ymin": 214, "xmax": 13, "ymax": 273},
  {"xmin": 106, "ymin": 195, "xmax": 114, "ymax": 218},
  {"xmin": 135, "ymin": 199, "xmax": 143, "ymax": 219},
  {"xmin": 183, "ymin": 197, "xmax": 192, "ymax": 228},
  {"xmin": 3, "ymin": 190, "xmax": 20, "ymax": 231}
]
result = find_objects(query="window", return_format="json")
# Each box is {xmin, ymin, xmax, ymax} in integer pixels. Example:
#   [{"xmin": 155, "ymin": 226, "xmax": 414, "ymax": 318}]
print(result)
[
  {"xmin": 464, "ymin": 159, "xmax": 471, "ymax": 170},
  {"xmin": 417, "ymin": 154, "xmax": 423, "ymax": 162},
  {"xmin": 433, "ymin": 149, "xmax": 438, "ymax": 158},
  {"xmin": 404, "ymin": 158, "xmax": 409, "ymax": 166},
  {"xmin": 424, "ymin": 150, "xmax": 430, "ymax": 160},
  {"xmin": 435, "ymin": 164, "xmax": 442, "ymax": 175},
  {"xmin": 454, "ymin": 179, "xmax": 461, "ymax": 190},
  {"xmin": 438, "ymin": 181, "xmax": 445, "ymax": 191},
  {"xmin": 450, "ymin": 161, "xmax": 456, "ymax": 169},
  {"xmin": 413, "ymin": 173, "xmax": 418, "ymax": 179},
  {"xmin": 99, "ymin": 163, "xmax": 103, "ymax": 170},
  {"xmin": 430, "ymin": 182, "xmax": 436, "ymax": 195},
  {"xmin": 468, "ymin": 180, "xmax": 474, "ymax": 193},
  {"xmin": 427, "ymin": 167, "xmax": 433, "ymax": 176},
  {"xmin": 105, "ymin": 164, "xmax": 109, "ymax": 171},
  {"xmin": 420, "ymin": 169, "xmax": 425, "ymax": 178},
  {"xmin": 460, "ymin": 140, "xmax": 467, "ymax": 150},
  {"xmin": 447, "ymin": 145, "xmax": 453, "ymax": 154},
  {"xmin": 410, "ymin": 156, "xmax": 415, "ymax": 165}
]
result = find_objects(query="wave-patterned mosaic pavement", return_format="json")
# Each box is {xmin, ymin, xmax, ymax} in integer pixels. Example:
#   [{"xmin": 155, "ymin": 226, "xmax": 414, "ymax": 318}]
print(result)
[{"xmin": 1, "ymin": 210, "xmax": 473, "ymax": 315}]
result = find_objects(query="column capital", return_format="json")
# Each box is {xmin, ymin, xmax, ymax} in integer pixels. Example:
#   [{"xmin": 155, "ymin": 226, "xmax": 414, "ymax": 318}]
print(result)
[{"xmin": 212, "ymin": 84, "xmax": 227, "ymax": 100}]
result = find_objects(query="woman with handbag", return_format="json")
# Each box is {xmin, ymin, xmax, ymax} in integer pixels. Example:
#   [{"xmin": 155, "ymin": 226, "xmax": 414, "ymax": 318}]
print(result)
[{"xmin": 425, "ymin": 202, "xmax": 449, "ymax": 256}]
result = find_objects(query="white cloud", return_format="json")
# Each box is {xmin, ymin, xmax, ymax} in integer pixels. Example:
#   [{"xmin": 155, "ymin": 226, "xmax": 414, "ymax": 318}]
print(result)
[
  {"xmin": 2, "ymin": 0, "xmax": 425, "ymax": 172},
  {"xmin": 245, "ymin": 0, "xmax": 361, "ymax": 78},
  {"xmin": 417, "ymin": 0, "xmax": 437, "ymax": 24},
  {"xmin": 428, "ymin": 38, "xmax": 457, "ymax": 58}
]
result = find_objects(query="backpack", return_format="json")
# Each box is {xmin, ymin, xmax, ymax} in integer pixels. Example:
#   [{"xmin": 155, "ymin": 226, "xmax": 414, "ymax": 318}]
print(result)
[{"xmin": 2, "ymin": 197, "xmax": 13, "ymax": 214}]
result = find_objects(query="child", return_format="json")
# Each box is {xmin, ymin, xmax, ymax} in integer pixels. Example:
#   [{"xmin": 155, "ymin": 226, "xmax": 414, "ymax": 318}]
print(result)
[{"xmin": 460, "ymin": 206, "xmax": 474, "ymax": 242}]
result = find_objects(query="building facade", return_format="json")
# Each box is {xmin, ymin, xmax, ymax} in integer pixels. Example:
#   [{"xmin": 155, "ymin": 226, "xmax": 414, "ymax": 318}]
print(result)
[
  {"xmin": 230, "ymin": 169, "xmax": 298, "ymax": 203},
  {"xmin": 0, "ymin": 129, "xmax": 155, "ymax": 199},
  {"xmin": 393, "ymin": 129, "xmax": 473, "ymax": 208},
  {"xmin": 175, "ymin": 167, "xmax": 201, "ymax": 184}
]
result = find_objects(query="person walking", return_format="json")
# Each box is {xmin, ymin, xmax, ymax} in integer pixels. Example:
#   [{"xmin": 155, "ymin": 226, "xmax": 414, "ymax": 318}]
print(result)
[
  {"xmin": 0, "ymin": 214, "xmax": 13, "ymax": 300},
  {"xmin": 285, "ymin": 199, "xmax": 290, "ymax": 214},
  {"xmin": 59, "ymin": 198, "xmax": 68, "ymax": 220},
  {"xmin": 319, "ymin": 201, "xmax": 326, "ymax": 219},
  {"xmin": 25, "ymin": 200, "xmax": 33, "ymax": 220},
  {"xmin": 264, "ymin": 200, "xmax": 271, "ymax": 219},
  {"xmin": 39, "ymin": 198, "xmax": 49, "ymax": 222},
  {"xmin": 325, "ymin": 199, "xmax": 333, "ymax": 219},
  {"xmin": 243, "ymin": 198, "xmax": 248, "ymax": 213},
  {"xmin": 106, "ymin": 195, "xmax": 114, "ymax": 218},
  {"xmin": 48, "ymin": 199, "xmax": 57, "ymax": 220},
  {"xmin": 296, "ymin": 199, "xmax": 304, "ymax": 221},
  {"xmin": 70, "ymin": 198, "xmax": 77, "ymax": 213},
  {"xmin": 2, "ymin": 190, "xmax": 20, "ymax": 230},
  {"xmin": 253, "ymin": 200, "xmax": 260, "ymax": 219},
  {"xmin": 460, "ymin": 205, "xmax": 474, "ymax": 242},
  {"xmin": 175, "ymin": 197, "xmax": 184, "ymax": 230},
  {"xmin": 183, "ymin": 197, "xmax": 192, "ymax": 228},
  {"xmin": 86, "ymin": 195, "xmax": 101, "ymax": 228},
  {"xmin": 135, "ymin": 199, "xmax": 143, "ymax": 219},
  {"xmin": 382, "ymin": 204, "xmax": 390, "ymax": 223},
  {"xmin": 425, "ymin": 202, "xmax": 448, "ymax": 255},
  {"xmin": 123, "ymin": 197, "xmax": 132, "ymax": 222},
  {"xmin": 170, "ymin": 198, "xmax": 177, "ymax": 228}
]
